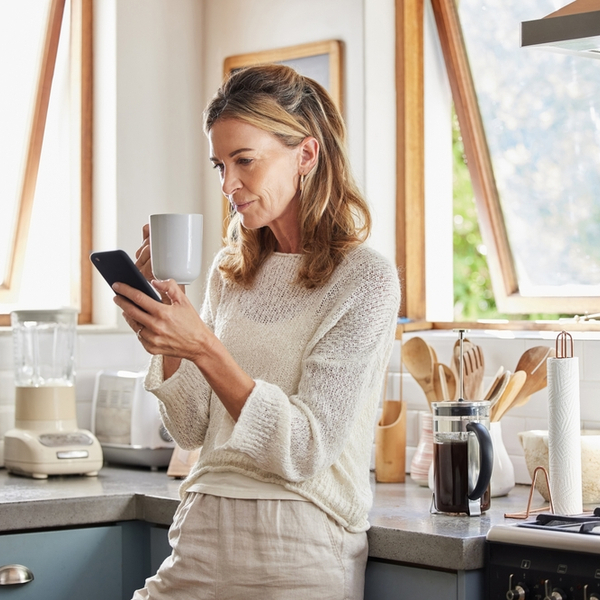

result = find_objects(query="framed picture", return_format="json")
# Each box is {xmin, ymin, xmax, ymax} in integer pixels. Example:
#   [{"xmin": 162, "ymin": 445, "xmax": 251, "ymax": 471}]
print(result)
[
  {"xmin": 220, "ymin": 40, "xmax": 344, "ymax": 226},
  {"xmin": 223, "ymin": 39, "xmax": 344, "ymax": 110}
]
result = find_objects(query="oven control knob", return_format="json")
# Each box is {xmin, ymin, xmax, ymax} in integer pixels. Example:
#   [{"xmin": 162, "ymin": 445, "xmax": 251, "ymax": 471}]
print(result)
[
  {"xmin": 543, "ymin": 581, "xmax": 566, "ymax": 600},
  {"xmin": 506, "ymin": 574, "xmax": 528, "ymax": 600},
  {"xmin": 506, "ymin": 585, "xmax": 527, "ymax": 600}
]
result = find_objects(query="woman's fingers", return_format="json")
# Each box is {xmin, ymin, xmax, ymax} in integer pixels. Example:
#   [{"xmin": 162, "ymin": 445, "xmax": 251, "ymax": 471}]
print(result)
[
  {"xmin": 151, "ymin": 279, "xmax": 186, "ymax": 305},
  {"xmin": 112, "ymin": 282, "xmax": 161, "ymax": 320},
  {"xmin": 113, "ymin": 279, "xmax": 204, "ymax": 361},
  {"xmin": 135, "ymin": 223, "xmax": 154, "ymax": 280}
]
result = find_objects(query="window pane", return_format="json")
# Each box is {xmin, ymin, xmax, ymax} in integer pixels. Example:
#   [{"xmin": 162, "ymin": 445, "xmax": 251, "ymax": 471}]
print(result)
[
  {"xmin": 0, "ymin": 0, "xmax": 78, "ymax": 314},
  {"xmin": 458, "ymin": 0, "xmax": 600, "ymax": 297},
  {"xmin": 0, "ymin": 1, "xmax": 51, "ymax": 283}
]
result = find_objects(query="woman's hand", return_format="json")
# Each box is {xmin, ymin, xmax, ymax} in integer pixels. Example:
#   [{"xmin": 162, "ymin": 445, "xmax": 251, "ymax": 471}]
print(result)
[
  {"xmin": 113, "ymin": 278, "xmax": 255, "ymax": 421},
  {"xmin": 134, "ymin": 223, "xmax": 184, "ymax": 304},
  {"xmin": 113, "ymin": 279, "xmax": 207, "ymax": 364},
  {"xmin": 134, "ymin": 224, "xmax": 154, "ymax": 281}
]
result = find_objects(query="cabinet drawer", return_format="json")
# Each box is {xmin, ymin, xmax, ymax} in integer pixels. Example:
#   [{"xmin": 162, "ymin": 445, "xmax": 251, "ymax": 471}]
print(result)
[{"xmin": 0, "ymin": 526, "xmax": 121, "ymax": 600}]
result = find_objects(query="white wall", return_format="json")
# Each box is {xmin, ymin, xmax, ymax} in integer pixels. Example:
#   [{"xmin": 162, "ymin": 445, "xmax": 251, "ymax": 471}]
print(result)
[{"xmin": 93, "ymin": 0, "xmax": 205, "ymax": 324}]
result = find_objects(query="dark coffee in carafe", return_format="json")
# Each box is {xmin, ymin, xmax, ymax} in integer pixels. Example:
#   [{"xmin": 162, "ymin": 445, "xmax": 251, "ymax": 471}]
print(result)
[
  {"xmin": 431, "ymin": 401, "xmax": 493, "ymax": 516},
  {"xmin": 433, "ymin": 438, "xmax": 491, "ymax": 514}
]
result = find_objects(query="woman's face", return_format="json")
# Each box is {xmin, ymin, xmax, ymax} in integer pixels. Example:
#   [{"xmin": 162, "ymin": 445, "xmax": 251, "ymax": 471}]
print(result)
[{"xmin": 209, "ymin": 118, "xmax": 307, "ymax": 251}]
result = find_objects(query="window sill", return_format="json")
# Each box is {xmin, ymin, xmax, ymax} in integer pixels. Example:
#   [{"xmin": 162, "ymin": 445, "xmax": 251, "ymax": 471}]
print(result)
[{"xmin": 397, "ymin": 319, "xmax": 600, "ymax": 340}]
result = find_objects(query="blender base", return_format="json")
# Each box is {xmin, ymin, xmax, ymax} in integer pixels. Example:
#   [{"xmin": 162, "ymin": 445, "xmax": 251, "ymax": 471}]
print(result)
[{"xmin": 4, "ymin": 428, "xmax": 103, "ymax": 478}]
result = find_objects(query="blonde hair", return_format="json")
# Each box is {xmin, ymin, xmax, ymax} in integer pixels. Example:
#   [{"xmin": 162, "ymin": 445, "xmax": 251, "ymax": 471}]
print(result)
[{"xmin": 204, "ymin": 64, "xmax": 371, "ymax": 289}]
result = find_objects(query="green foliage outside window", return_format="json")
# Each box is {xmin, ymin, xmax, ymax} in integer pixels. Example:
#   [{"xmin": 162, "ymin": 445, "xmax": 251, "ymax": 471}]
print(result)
[
  {"xmin": 452, "ymin": 108, "xmax": 567, "ymax": 321},
  {"xmin": 452, "ymin": 109, "xmax": 496, "ymax": 321}
]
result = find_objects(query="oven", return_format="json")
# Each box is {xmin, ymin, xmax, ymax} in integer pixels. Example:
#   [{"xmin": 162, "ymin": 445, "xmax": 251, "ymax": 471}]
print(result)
[{"xmin": 486, "ymin": 511, "xmax": 600, "ymax": 600}]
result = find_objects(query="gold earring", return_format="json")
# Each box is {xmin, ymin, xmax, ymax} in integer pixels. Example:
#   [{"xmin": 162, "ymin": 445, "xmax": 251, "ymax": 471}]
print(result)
[{"xmin": 299, "ymin": 173, "xmax": 305, "ymax": 192}]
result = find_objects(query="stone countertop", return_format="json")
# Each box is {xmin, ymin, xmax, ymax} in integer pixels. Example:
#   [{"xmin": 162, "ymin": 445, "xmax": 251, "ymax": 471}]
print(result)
[{"xmin": 0, "ymin": 466, "xmax": 545, "ymax": 571}]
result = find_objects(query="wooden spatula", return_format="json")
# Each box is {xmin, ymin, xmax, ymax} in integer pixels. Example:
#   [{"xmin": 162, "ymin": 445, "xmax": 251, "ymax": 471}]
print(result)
[
  {"xmin": 433, "ymin": 363, "xmax": 456, "ymax": 401},
  {"xmin": 511, "ymin": 346, "xmax": 555, "ymax": 408},
  {"xmin": 491, "ymin": 370, "xmax": 527, "ymax": 421}
]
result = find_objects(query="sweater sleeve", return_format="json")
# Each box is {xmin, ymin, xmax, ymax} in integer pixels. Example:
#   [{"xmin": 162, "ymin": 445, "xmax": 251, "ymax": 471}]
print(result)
[
  {"xmin": 221, "ymin": 256, "xmax": 400, "ymax": 481},
  {"xmin": 144, "ymin": 251, "xmax": 225, "ymax": 449}
]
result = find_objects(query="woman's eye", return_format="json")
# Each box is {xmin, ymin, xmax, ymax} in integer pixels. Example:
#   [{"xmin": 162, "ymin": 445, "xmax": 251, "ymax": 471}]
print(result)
[
  {"xmin": 237, "ymin": 157, "xmax": 252, "ymax": 165},
  {"xmin": 212, "ymin": 163, "xmax": 224, "ymax": 173}
]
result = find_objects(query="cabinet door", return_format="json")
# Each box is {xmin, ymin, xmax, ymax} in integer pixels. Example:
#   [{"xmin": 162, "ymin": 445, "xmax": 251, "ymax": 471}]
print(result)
[
  {"xmin": 365, "ymin": 559, "xmax": 484, "ymax": 600},
  {"xmin": 0, "ymin": 526, "xmax": 121, "ymax": 600}
]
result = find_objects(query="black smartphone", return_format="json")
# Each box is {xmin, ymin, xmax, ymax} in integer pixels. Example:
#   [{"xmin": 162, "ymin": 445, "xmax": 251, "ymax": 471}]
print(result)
[{"xmin": 90, "ymin": 249, "xmax": 161, "ymax": 302}]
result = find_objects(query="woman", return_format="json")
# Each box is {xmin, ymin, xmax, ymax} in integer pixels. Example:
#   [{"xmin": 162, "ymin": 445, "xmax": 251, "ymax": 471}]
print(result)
[{"xmin": 113, "ymin": 64, "xmax": 400, "ymax": 600}]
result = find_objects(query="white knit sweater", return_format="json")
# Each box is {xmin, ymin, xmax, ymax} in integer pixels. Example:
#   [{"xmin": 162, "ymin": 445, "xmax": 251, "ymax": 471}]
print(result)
[{"xmin": 145, "ymin": 244, "xmax": 400, "ymax": 532}]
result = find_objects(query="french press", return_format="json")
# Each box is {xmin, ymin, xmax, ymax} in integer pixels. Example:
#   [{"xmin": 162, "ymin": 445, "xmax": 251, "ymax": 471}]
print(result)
[{"xmin": 431, "ymin": 331, "xmax": 493, "ymax": 516}]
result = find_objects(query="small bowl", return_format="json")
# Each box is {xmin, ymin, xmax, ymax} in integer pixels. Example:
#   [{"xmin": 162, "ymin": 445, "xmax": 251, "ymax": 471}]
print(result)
[{"xmin": 519, "ymin": 429, "xmax": 600, "ymax": 504}]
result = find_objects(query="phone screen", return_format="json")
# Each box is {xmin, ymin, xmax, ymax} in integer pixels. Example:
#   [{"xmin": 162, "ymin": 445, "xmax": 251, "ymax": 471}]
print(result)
[{"xmin": 90, "ymin": 250, "xmax": 161, "ymax": 302}]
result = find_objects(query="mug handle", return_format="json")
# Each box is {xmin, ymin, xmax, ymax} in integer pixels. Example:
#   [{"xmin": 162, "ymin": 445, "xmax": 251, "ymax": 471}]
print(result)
[{"xmin": 466, "ymin": 422, "xmax": 494, "ymax": 501}]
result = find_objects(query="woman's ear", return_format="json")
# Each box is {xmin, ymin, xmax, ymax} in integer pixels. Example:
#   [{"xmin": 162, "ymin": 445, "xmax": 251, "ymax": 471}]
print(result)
[{"xmin": 298, "ymin": 136, "xmax": 319, "ymax": 174}]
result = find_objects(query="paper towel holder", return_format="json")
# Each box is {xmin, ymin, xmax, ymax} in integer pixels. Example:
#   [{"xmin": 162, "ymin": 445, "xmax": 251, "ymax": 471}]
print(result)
[
  {"xmin": 504, "ymin": 466, "xmax": 555, "ymax": 519},
  {"xmin": 556, "ymin": 331, "xmax": 574, "ymax": 359}
]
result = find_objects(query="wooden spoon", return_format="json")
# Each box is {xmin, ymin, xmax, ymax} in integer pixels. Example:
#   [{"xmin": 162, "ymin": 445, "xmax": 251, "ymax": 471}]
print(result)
[
  {"xmin": 433, "ymin": 363, "xmax": 456, "ymax": 401},
  {"xmin": 483, "ymin": 366, "xmax": 504, "ymax": 400},
  {"xmin": 491, "ymin": 370, "xmax": 527, "ymax": 421},
  {"xmin": 429, "ymin": 344, "xmax": 438, "ymax": 364},
  {"xmin": 402, "ymin": 337, "xmax": 437, "ymax": 408},
  {"xmin": 511, "ymin": 346, "xmax": 555, "ymax": 408},
  {"xmin": 487, "ymin": 371, "xmax": 510, "ymax": 408}
]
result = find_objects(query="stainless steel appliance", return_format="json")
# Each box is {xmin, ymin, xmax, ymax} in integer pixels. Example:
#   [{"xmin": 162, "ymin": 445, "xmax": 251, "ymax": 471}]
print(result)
[
  {"xmin": 4, "ymin": 309, "xmax": 103, "ymax": 478},
  {"xmin": 91, "ymin": 370, "xmax": 174, "ymax": 468},
  {"xmin": 486, "ymin": 512, "xmax": 600, "ymax": 599}
]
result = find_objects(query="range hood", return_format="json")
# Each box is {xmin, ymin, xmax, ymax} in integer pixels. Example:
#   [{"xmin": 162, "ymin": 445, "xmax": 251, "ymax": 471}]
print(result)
[{"xmin": 521, "ymin": 0, "xmax": 600, "ymax": 58}]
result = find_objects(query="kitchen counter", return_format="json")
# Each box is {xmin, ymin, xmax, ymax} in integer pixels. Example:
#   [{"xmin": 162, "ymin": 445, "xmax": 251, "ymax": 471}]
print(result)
[{"xmin": 0, "ymin": 466, "xmax": 545, "ymax": 572}]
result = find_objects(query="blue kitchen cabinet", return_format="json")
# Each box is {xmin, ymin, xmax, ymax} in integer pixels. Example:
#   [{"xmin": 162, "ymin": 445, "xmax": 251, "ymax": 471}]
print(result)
[
  {"xmin": 0, "ymin": 522, "xmax": 170, "ymax": 600},
  {"xmin": 365, "ymin": 559, "xmax": 484, "ymax": 600},
  {"xmin": 0, "ymin": 525, "xmax": 122, "ymax": 600}
]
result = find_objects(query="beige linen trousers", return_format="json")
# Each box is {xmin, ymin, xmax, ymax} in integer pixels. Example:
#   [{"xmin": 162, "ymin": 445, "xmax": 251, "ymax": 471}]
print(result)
[{"xmin": 132, "ymin": 492, "xmax": 368, "ymax": 600}]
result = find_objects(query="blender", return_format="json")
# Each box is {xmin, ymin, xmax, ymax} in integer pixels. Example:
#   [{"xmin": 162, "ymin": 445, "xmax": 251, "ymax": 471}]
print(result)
[{"xmin": 4, "ymin": 309, "xmax": 103, "ymax": 478}]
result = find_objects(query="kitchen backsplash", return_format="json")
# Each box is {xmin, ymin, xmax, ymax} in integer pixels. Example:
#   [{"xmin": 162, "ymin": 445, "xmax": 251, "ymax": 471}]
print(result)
[
  {"xmin": 1, "ymin": 327, "xmax": 600, "ymax": 486},
  {"xmin": 390, "ymin": 330, "xmax": 600, "ymax": 485}
]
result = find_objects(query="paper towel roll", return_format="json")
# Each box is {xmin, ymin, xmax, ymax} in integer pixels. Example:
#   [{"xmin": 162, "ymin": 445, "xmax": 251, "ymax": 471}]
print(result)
[{"xmin": 547, "ymin": 356, "xmax": 582, "ymax": 515}]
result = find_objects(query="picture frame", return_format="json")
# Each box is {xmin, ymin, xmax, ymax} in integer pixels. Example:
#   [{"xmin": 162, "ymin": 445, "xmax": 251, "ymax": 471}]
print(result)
[
  {"xmin": 223, "ymin": 39, "xmax": 344, "ymax": 110},
  {"xmin": 220, "ymin": 39, "xmax": 345, "ymax": 227}
]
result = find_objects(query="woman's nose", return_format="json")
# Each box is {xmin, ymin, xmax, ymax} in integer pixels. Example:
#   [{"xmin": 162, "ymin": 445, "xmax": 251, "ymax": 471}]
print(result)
[{"xmin": 221, "ymin": 169, "xmax": 241, "ymax": 196}]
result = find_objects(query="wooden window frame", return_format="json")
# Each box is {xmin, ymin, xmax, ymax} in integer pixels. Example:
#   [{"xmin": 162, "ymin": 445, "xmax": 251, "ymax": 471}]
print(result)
[
  {"xmin": 0, "ymin": 0, "xmax": 93, "ymax": 326},
  {"xmin": 396, "ymin": 0, "xmax": 600, "ymax": 332}
]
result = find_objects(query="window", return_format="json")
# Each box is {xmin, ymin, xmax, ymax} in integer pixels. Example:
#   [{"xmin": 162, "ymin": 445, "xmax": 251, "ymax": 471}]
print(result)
[
  {"xmin": 397, "ymin": 0, "xmax": 600, "ymax": 329},
  {"xmin": 0, "ymin": 0, "xmax": 92, "ymax": 325}
]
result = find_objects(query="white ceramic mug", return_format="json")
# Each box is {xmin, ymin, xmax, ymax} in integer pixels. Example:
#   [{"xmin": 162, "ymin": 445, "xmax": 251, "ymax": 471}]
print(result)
[{"xmin": 149, "ymin": 213, "xmax": 203, "ymax": 284}]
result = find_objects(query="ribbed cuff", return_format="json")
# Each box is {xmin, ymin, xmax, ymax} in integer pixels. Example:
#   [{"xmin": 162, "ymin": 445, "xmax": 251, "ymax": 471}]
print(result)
[{"xmin": 224, "ymin": 379, "xmax": 282, "ymax": 459}]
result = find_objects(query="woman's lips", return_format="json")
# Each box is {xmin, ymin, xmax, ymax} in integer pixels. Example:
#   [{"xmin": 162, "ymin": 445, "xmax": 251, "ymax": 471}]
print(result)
[{"xmin": 233, "ymin": 200, "xmax": 254, "ymax": 212}]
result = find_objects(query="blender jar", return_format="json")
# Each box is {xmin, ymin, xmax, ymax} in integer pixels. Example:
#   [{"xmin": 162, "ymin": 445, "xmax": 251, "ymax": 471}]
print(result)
[{"xmin": 11, "ymin": 309, "xmax": 78, "ymax": 430}]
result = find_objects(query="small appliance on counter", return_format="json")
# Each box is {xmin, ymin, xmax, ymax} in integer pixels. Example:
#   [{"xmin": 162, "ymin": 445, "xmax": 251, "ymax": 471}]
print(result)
[
  {"xmin": 91, "ymin": 370, "xmax": 174, "ymax": 468},
  {"xmin": 4, "ymin": 309, "xmax": 103, "ymax": 479}
]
